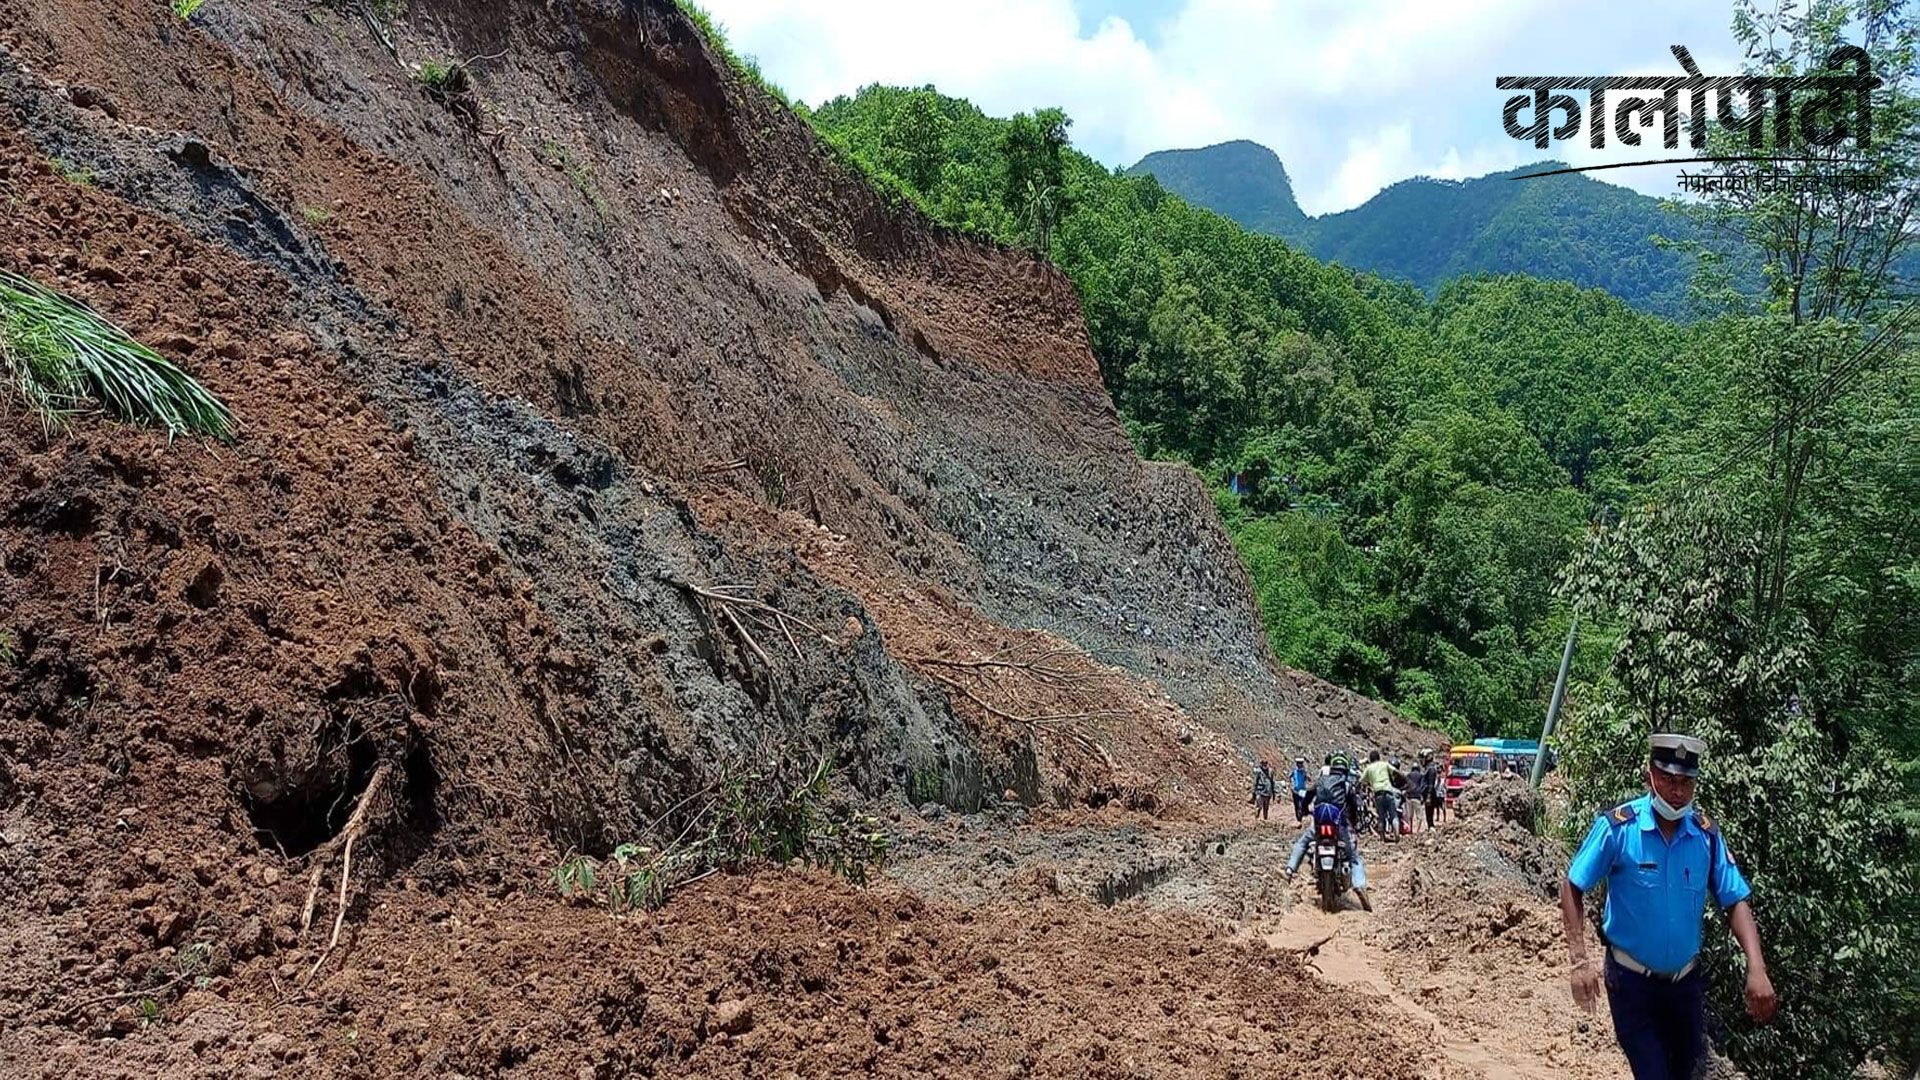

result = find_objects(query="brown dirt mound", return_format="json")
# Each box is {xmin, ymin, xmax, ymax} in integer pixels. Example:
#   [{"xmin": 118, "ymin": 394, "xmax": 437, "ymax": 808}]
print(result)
[
  {"xmin": 1454, "ymin": 773, "xmax": 1545, "ymax": 829},
  {"xmin": 15, "ymin": 869, "xmax": 1431, "ymax": 1079}
]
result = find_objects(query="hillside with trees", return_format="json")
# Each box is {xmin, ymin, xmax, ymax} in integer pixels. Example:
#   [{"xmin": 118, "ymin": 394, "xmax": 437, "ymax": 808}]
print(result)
[
  {"xmin": 809, "ymin": 85, "xmax": 1699, "ymax": 743},
  {"xmin": 1126, "ymin": 140, "xmax": 1311, "ymax": 243},
  {"xmin": 1125, "ymin": 141, "xmax": 1740, "ymax": 319}
]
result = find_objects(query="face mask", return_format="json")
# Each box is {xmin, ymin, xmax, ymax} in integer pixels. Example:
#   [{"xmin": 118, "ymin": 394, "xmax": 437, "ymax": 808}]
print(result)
[{"xmin": 1651, "ymin": 790, "xmax": 1694, "ymax": 821}]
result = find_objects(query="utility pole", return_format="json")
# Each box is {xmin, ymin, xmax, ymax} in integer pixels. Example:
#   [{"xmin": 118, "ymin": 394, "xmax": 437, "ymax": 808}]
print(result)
[
  {"xmin": 1531, "ymin": 613, "xmax": 1578, "ymax": 791},
  {"xmin": 1533, "ymin": 507, "xmax": 1612, "ymax": 791}
]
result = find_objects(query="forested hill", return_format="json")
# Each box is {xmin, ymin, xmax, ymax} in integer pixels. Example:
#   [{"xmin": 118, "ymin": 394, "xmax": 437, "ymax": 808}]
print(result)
[
  {"xmin": 806, "ymin": 84, "xmax": 1704, "ymax": 741},
  {"xmin": 1126, "ymin": 140, "xmax": 1311, "ymax": 242},
  {"xmin": 1126, "ymin": 141, "xmax": 1713, "ymax": 319}
]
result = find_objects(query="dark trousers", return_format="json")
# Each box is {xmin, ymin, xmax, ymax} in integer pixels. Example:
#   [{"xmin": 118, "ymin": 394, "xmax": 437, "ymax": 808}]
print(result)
[
  {"xmin": 1373, "ymin": 790, "xmax": 1396, "ymax": 836},
  {"xmin": 1253, "ymin": 794, "xmax": 1271, "ymax": 819},
  {"xmin": 1292, "ymin": 792, "xmax": 1309, "ymax": 821},
  {"xmin": 1605, "ymin": 954, "xmax": 1706, "ymax": 1080},
  {"xmin": 1424, "ymin": 797, "xmax": 1438, "ymax": 828}
]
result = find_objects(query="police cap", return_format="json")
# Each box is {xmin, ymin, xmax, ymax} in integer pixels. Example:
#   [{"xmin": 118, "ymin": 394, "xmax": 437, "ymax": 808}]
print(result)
[{"xmin": 1649, "ymin": 733, "xmax": 1706, "ymax": 777}]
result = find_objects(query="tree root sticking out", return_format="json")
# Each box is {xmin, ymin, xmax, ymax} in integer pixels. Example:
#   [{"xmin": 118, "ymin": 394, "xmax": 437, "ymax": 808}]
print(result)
[{"xmin": 301, "ymin": 762, "xmax": 392, "ymax": 984}]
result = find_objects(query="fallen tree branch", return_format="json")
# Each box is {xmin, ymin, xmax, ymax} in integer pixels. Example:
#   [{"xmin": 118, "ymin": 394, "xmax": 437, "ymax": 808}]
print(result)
[
  {"xmin": 1285, "ymin": 931, "xmax": 1338, "ymax": 957},
  {"xmin": 720, "ymin": 602, "xmax": 774, "ymax": 675},
  {"xmin": 661, "ymin": 575, "xmax": 837, "ymax": 644},
  {"xmin": 917, "ymin": 669, "xmax": 1116, "ymax": 766},
  {"xmin": 299, "ymin": 862, "xmax": 324, "ymax": 936},
  {"xmin": 355, "ymin": 0, "xmax": 402, "ymax": 67},
  {"xmin": 59, "ymin": 970, "xmax": 196, "ymax": 1017},
  {"xmin": 906, "ymin": 652, "xmax": 1097, "ymax": 683}
]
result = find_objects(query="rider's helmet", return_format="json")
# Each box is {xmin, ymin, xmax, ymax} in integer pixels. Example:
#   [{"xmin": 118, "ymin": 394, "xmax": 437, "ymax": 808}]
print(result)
[{"xmin": 1329, "ymin": 752, "xmax": 1351, "ymax": 774}]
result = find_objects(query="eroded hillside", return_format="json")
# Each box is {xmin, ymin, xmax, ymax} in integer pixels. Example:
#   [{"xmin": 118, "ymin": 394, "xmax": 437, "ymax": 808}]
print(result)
[{"xmin": 0, "ymin": 1, "xmax": 1452, "ymax": 1073}]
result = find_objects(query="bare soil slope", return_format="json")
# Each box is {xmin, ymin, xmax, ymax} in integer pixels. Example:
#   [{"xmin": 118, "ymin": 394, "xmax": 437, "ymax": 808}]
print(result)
[{"xmin": 0, "ymin": 0, "xmax": 1448, "ymax": 1073}]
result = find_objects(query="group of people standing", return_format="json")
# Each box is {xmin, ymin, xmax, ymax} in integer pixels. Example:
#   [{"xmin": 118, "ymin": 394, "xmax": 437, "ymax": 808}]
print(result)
[{"xmin": 1250, "ymin": 747, "xmax": 1446, "ymax": 838}]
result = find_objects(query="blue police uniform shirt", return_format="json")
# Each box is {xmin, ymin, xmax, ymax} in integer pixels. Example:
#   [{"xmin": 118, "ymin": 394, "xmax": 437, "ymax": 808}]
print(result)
[{"xmin": 1567, "ymin": 793, "xmax": 1752, "ymax": 975}]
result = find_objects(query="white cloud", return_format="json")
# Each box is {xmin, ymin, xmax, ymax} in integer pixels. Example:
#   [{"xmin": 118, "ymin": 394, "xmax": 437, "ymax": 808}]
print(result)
[
  {"xmin": 1317, "ymin": 123, "xmax": 1416, "ymax": 211},
  {"xmin": 698, "ymin": 0, "xmax": 1742, "ymax": 214}
]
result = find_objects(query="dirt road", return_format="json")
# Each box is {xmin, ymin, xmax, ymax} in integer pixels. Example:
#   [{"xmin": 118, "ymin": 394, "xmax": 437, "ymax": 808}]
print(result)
[
  {"xmin": 1261, "ymin": 837, "xmax": 1628, "ymax": 1079},
  {"xmin": 889, "ymin": 801, "xmax": 1631, "ymax": 1078}
]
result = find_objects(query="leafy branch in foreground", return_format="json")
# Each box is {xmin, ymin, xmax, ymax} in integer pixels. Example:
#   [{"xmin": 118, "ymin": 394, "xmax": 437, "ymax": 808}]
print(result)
[
  {"xmin": 0, "ymin": 270, "xmax": 234, "ymax": 439},
  {"xmin": 552, "ymin": 755, "xmax": 889, "ymax": 914}
]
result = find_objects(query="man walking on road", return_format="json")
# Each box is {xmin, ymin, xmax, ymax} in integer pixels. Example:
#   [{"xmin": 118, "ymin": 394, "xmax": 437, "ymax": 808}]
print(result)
[
  {"xmin": 1359, "ymin": 750, "xmax": 1397, "ymax": 841},
  {"xmin": 1560, "ymin": 733, "xmax": 1777, "ymax": 1079},
  {"xmin": 1402, "ymin": 752, "xmax": 1430, "ymax": 833},
  {"xmin": 1290, "ymin": 757, "xmax": 1310, "ymax": 822},
  {"xmin": 1420, "ymin": 749, "xmax": 1443, "ymax": 830},
  {"xmin": 1250, "ymin": 760, "xmax": 1276, "ymax": 820}
]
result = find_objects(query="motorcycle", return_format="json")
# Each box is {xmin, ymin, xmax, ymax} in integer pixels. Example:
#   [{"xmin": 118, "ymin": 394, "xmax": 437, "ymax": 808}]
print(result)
[{"xmin": 1313, "ymin": 817, "xmax": 1353, "ymax": 913}]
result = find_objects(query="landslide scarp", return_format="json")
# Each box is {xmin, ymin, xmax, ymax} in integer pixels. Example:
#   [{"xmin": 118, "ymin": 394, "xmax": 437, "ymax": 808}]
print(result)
[{"xmin": 0, "ymin": 0, "xmax": 1440, "ymax": 1067}]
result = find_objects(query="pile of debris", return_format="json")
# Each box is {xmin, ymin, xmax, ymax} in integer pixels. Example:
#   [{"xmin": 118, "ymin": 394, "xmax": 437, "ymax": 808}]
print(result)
[{"xmin": 1454, "ymin": 772, "xmax": 1545, "ymax": 829}]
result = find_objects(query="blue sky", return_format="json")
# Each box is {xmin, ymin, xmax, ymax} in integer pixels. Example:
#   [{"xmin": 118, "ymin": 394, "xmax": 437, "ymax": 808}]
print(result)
[{"xmin": 698, "ymin": 0, "xmax": 1747, "ymax": 214}]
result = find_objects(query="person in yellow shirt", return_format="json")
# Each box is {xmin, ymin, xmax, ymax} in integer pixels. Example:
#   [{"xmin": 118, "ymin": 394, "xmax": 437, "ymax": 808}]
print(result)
[{"xmin": 1358, "ymin": 750, "xmax": 1399, "ymax": 840}]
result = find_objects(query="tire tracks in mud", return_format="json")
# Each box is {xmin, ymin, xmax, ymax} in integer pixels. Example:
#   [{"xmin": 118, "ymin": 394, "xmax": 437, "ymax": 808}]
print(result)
[
  {"xmin": 1260, "ymin": 843, "xmax": 1627, "ymax": 1080},
  {"xmin": 887, "ymin": 808, "xmax": 1630, "ymax": 1079}
]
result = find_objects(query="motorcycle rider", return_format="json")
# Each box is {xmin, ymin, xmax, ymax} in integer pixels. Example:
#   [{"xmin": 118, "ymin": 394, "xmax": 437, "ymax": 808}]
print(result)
[{"xmin": 1285, "ymin": 753, "xmax": 1372, "ymax": 911}]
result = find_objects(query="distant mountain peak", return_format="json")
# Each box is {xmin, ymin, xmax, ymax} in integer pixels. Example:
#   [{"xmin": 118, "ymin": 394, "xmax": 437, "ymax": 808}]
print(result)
[
  {"xmin": 1126, "ymin": 144, "xmax": 1712, "ymax": 318},
  {"xmin": 1126, "ymin": 140, "xmax": 1309, "ymax": 241}
]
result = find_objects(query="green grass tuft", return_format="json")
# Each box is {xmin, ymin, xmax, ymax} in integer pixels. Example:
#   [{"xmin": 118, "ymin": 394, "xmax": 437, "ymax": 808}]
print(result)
[
  {"xmin": 535, "ymin": 141, "xmax": 614, "ymax": 224},
  {"xmin": 0, "ymin": 269, "xmax": 234, "ymax": 440},
  {"xmin": 412, "ymin": 59, "xmax": 470, "ymax": 99},
  {"xmin": 52, "ymin": 159, "xmax": 94, "ymax": 187},
  {"xmin": 171, "ymin": 0, "xmax": 207, "ymax": 21}
]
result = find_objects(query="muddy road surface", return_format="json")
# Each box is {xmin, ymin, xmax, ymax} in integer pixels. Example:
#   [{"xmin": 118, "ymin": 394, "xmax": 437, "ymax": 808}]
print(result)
[{"xmin": 883, "ymin": 797, "xmax": 1630, "ymax": 1079}]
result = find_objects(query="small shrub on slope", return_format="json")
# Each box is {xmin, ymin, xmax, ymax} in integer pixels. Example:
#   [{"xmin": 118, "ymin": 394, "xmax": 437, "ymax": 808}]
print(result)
[{"xmin": 552, "ymin": 755, "xmax": 889, "ymax": 914}]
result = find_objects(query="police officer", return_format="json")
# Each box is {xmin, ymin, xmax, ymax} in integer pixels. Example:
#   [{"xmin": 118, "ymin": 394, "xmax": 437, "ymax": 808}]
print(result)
[{"xmin": 1559, "ymin": 733, "xmax": 1778, "ymax": 1079}]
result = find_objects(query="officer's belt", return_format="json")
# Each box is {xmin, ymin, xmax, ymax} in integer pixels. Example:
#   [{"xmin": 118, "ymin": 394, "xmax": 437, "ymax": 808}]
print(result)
[{"xmin": 1610, "ymin": 946, "xmax": 1695, "ymax": 982}]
